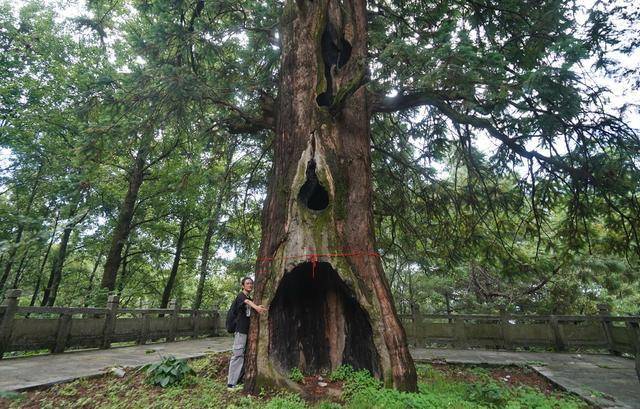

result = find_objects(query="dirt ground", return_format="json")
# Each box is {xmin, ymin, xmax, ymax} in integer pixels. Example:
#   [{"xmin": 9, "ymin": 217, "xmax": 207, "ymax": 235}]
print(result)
[{"xmin": 0, "ymin": 354, "xmax": 566, "ymax": 408}]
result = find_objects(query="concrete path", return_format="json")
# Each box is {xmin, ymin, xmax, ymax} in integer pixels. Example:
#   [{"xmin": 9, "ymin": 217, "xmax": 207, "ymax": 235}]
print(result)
[
  {"xmin": 0, "ymin": 337, "xmax": 234, "ymax": 392},
  {"xmin": 413, "ymin": 348, "xmax": 640, "ymax": 409},
  {"xmin": 0, "ymin": 339, "xmax": 638, "ymax": 408}
]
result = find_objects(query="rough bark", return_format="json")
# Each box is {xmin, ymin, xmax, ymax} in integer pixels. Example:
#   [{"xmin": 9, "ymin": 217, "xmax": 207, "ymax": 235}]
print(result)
[
  {"xmin": 99, "ymin": 137, "xmax": 149, "ymax": 298},
  {"xmin": 160, "ymin": 214, "xmax": 188, "ymax": 309},
  {"xmin": 244, "ymin": 0, "xmax": 417, "ymax": 393}
]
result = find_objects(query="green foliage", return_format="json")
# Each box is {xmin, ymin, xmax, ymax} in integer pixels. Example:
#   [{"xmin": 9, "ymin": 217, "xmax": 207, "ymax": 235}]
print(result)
[
  {"xmin": 315, "ymin": 403, "xmax": 342, "ymax": 409},
  {"xmin": 261, "ymin": 392, "xmax": 308, "ymax": 409},
  {"xmin": 341, "ymin": 364, "xmax": 586, "ymax": 409},
  {"xmin": 468, "ymin": 381, "xmax": 509, "ymax": 406},
  {"xmin": 144, "ymin": 355, "xmax": 195, "ymax": 388},
  {"xmin": 340, "ymin": 368, "xmax": 382, "ymax": 400},
  {"xmin": 288, "ymin": 367, "xmax": 304, "ymax": 383},
  {"xmin": 328, "ymin": 364, "xmax": 355, "ymax": 382},
  {"xmin": 1, "ymin": 0, "xmax": 639, "ymax": 322},
  {"xmin": 0, "ymin": 390, "xmax": 23, "ymax": 401}
]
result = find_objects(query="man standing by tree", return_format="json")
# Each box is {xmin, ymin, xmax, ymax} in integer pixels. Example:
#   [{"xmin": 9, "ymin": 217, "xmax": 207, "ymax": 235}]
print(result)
[{"xmin": 227, "ymin": 277, "xmax": 267, "ymax": 390}]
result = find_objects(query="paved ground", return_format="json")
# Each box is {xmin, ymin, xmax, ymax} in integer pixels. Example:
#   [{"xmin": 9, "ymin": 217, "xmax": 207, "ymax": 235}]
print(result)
[
  {"xmin": 413, "ymin": 348, "xmax": 640, "ymax": 409},
  {"xmin": 0, "ymin": 339, "xmax": 638, "ymax": 408},
  {"xmin": 0, "ymin": 337, "xmax": 234, "ymax": 392}
]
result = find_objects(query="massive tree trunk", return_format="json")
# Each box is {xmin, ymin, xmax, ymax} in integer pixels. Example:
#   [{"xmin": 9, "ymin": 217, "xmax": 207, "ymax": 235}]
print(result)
[{"xmin": 244, "ymin": 0, "xmax": 417, "ymax": 393}]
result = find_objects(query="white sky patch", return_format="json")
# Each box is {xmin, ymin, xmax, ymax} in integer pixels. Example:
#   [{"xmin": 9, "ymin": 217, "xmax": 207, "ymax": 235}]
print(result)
[
  {"xmin": 0, "ymin": 148, "xmax": 15, "ymax": 186},
  {"xmin": 215, "ymin": 246, "xmax": 237, "ymax": 261}
]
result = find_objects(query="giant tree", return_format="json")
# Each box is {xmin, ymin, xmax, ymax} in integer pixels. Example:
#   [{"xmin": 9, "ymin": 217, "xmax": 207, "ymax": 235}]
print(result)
[{"xmin": 80, "ymin": 0, "xmax": 640, "ymax": 394}]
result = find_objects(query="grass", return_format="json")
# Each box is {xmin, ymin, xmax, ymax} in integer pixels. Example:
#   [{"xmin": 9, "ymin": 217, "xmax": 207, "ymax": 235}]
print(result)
[{"xmin": 0, "ymin": 354, "xmax": 590, "ymax": 409}]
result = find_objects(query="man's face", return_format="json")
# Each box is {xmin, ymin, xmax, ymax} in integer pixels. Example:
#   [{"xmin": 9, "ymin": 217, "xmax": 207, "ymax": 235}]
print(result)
[{"xmin": 242, "ymin": 279, "xmax": 254, "ymax": 293}]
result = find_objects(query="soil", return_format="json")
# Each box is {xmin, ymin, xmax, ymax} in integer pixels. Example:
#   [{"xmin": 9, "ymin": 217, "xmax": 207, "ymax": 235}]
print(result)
[
  {"xmin": 0, "ymin": 353, "xmax": 567, "ymax": 408},
  {"xmin": 299, "ymin": 375, "xmax": 344, "ymax": 403}
]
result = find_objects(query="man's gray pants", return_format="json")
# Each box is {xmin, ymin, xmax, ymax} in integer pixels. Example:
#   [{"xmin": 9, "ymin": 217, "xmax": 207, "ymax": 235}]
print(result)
[{"xmin": 227, "ymin": 332, "xmax": 247, "ymax": 386}]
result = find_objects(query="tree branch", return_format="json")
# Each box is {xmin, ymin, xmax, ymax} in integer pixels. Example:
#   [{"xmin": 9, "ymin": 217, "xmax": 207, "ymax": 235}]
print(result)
[
  {"xmin": 370, "ymin": 90, "xmax": 591, "ymax": 182},
  {"xmin": 204, "ymin": 94, "xmax": 275, "ymax": 134}
]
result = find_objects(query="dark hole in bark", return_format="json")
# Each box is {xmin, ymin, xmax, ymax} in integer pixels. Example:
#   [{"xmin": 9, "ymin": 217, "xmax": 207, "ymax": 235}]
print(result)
[
  {"xmin": 316, "ymin": 92, "xmax": 332, "ymax": 107},
  {"xmin": 316, "ymin": 21, "xmax": 352, "ymax": 108},
  {"xmin": 269, "ymin": 262, "xmax": 381, "ymax": 377},
  {"xmin": 297, "ymin": 159, "xmax": 329, "ymax": 211},
  {"xmin": 337, "ymin": 38, "xmax": 352, "ymax": 69}
]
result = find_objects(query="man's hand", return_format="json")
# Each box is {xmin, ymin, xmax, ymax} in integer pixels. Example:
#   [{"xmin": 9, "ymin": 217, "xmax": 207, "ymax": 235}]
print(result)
[{"xmin": 245, "ymin": 299, "xmax": 268, "ymax": 314}]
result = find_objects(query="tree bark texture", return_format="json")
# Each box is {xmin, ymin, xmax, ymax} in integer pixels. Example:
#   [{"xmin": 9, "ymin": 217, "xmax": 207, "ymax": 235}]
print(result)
[
  {"xmin": 244, "ymin": 0, "xmax": 417, "ymax": 393},
  {"xmin": 100, "ymin": 138, "xmax": 149, "ymax": 296}
]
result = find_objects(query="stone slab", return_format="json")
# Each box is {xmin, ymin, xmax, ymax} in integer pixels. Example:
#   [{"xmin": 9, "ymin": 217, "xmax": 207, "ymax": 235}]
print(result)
[{"xmin": 0, "ymin": 337, "xmax": 234, "ymax": 392}]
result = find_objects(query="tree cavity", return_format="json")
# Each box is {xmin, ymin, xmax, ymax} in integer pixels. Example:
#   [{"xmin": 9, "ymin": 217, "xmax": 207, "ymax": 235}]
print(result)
[
  {"xmin": 268, "ymin": 262, "xmax": 380, "ymax": 377},
  {"xmin": 298, "ymin": 158, "xmax": 329, "ymax": 211},
  {"xmin": 316, "ymin": 20, "xmax": 352, "ymax": 108}
]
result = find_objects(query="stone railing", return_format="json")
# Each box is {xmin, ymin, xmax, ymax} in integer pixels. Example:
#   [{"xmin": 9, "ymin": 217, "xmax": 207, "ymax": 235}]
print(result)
[
  {"xmin": 0, "ymin": 289, "xmax": 221, "ymax": 358},
  {"xmin": 399, "ymin": 310, "xmax": 640, "ymax": 380},
  {"xmin": 399, "ymin": 310, "xmax": 640, "ymax": 353}
]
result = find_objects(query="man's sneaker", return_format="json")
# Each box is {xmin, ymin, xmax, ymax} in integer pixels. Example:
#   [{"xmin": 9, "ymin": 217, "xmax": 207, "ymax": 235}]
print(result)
[{"xmin": 227, "ymin": 384, "xmax": 242, "ymax": 391}]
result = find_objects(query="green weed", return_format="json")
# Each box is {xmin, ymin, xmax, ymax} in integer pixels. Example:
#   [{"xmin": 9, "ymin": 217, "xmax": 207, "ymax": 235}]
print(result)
[
  {"xmin": 143, "ymin": 355, "xmax": 195, "ymax": 388},
  {"xmin": 289, "ymin": 367, "xmax": 304, "ymax": 383}
]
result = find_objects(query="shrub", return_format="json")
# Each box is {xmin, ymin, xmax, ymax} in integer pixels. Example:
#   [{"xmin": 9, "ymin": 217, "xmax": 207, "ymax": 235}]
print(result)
[
  {"xmin": 342, "ymin": 369, "xmax": 382, "ymax": 400},
  {"xmin": 289, "ymin": 367, "xmax": 304, "ymax": 383},
  {"xmin": 468, "ymin": 381, "xmax": 510, "ymax": 406},
  {"xmin": 329, "ymin": 364, "xmax": 355, "ymax": 382},
  {"xmin": 144, "ymin": 355, "xmax": 195, "ymax": 388},
  {"xmin": 263, "ymin": 392, "xmax": 308, "ymax": 409}
]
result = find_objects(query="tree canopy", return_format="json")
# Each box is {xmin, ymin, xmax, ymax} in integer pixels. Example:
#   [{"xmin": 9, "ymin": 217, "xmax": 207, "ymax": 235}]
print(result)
[{"xmin": 1, "ymin": 0, "xmax": 639, "ymax": 315}]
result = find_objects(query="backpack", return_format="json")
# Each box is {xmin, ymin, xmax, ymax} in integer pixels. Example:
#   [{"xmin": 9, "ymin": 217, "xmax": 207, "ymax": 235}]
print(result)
[{"xmin": 225, "ymin": 298, "xmax": 238, "ymax": 334}]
